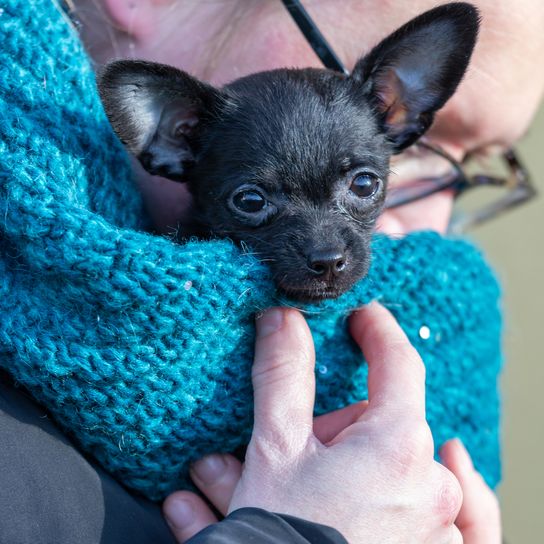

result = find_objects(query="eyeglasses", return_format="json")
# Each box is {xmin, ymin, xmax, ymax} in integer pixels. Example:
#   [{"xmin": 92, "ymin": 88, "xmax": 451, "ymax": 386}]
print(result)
[
  {"xmin": 385, "ymin": 140, "xmax": 537, "ymax": 233},
  {"xmin": 281, "ymin": 0, "xmax": 537, "ymax": 232}
]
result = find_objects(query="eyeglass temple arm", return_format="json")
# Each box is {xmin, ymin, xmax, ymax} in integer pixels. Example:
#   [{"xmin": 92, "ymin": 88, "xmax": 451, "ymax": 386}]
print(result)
[
  {"xmin": 280, "ymin": 0, "xmax": 350, "ymax": 75},
  {"xmin": 450, "ymin": 149, "xmax": 538, "ymax": 233},
  {"xmin": 448, "ymin": 182, "xmax": 537, "ymax": 234}
]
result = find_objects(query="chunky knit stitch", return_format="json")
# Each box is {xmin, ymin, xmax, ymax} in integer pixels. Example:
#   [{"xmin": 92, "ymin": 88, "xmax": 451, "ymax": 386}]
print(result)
[{"xmin": 0, "ymin": 0, "xmax": 502, "ymax": 501}]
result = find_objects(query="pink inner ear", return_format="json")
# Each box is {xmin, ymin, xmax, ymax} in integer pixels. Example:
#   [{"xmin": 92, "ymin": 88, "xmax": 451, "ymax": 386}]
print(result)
[
  {"xmin": 374, "ymin": 68, "xmax": 408, "ymax": 129},
  {"xmin": 161, "ymin": 100, "xmax": 200, "ymax": 140},
  {"xmin": 181, "ymin": 114, "xmax": 199, "ymax": 129},
  {"xmin": 173, "ymin": 115, "xmax": 199, "ymax": 138}
]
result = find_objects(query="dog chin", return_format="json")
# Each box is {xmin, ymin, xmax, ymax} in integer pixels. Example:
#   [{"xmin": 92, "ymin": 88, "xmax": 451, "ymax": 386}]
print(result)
[{"xmin": 279, "ymin": 282, "xmax": 354, "ymax": 302}]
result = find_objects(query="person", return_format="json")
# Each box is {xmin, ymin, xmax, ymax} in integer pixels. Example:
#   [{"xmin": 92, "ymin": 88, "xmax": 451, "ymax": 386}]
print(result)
[
  {"xmin": 163, "ymin": 303, "xmax": 502, "ymax": 543},
  {"xmin": 1, "ymin": 0, "xmax": 542, "ymax": 542},
  {"xmin": 75, "ymin": 0, "xmax": 544, "ymax": 236}
]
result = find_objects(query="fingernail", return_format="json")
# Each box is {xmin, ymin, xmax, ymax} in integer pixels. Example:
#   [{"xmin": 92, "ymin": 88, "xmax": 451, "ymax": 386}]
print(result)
[
  {"xmin": 351, "ymin": 301, "xmax": 377, "ymax": 319},
  {"xmin": 164, "ymin": 498, "xmax": 195, "ymax": 529},
  {"xmin": 355, "ymin": 300, "xmax": 379, "ymax": 314},
  {"xmin": 256, "ymin": 308, "xmax": 284, "ymax": 338},
  {"xmin": 191, "ymin": 454, "xmax": 228, "ymax": 484},
  {"xmin": 366, "ymin": 300, "xmax": 385, "ymax": 311}
]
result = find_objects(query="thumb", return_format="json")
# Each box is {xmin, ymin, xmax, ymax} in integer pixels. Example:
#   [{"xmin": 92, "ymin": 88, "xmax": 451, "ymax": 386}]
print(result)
[
  {"xmin": 252, "ymin": 308, "xmax": 316, "ymax": 447},
  {"xmin": 441, "ymin": 439, "xmax": 502, "ymax": 544}
]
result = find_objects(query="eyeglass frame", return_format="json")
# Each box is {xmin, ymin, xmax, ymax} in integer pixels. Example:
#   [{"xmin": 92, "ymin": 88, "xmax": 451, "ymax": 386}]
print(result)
[
  {"xmin": 386, "ymin": 140, "xmax": 537, "ymax": 233},
  {"xmin": 281, "ymin": 0, "xmax": 538, "ymax": 232}
]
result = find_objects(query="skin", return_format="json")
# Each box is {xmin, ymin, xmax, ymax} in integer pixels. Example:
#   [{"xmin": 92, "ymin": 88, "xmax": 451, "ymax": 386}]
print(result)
[
  {"xmin": 73, "ymin": 0, "xmax": 544, "ymax": 541},
  {"xmin": 164, "ymin": 305, "xmax": 501, "ymax": 543},
  {"xmin": 76, "ymin": 0, "xmax": 544, "ymax": 234}
]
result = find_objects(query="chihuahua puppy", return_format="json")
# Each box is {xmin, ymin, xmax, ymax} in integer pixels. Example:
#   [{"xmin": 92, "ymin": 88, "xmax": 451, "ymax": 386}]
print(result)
[{"xmin": 98, "ymin": 3, "xmax": 478, "ymax": 301}]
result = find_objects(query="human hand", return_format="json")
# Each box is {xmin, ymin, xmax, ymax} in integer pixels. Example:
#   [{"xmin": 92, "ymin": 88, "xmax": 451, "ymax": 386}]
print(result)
[
  {"xmin": 441, "ymin": 438, "xmax": 502, "ymax": 544},
  {"xmin": 163, "ymin": 439, "xmax": 502, "ymax": 544},
  {"xmin": 164, "ymin": 303, "xmax": 472, "ymax": 543}
]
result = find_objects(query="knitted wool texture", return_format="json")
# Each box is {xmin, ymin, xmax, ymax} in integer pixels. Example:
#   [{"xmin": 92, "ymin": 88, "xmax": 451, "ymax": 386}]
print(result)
[{"xmin": 0, "ymin": 0, "xmax": 502, "ymax": 500}]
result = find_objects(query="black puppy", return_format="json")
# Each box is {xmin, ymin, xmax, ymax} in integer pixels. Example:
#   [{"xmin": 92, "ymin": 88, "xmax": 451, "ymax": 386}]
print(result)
[{"xmin": 98, "ymin": 3, "xmax": 479, "ymax": 301}]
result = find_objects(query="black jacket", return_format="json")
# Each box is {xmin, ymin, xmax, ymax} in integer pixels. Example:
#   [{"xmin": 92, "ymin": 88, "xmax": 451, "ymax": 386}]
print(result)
[{"xmin": 0, "ymin": 372, "xmax": 346, "ymax": 544}]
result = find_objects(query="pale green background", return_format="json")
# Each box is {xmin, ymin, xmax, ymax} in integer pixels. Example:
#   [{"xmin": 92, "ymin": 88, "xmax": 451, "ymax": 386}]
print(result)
[{"xmin": 471, "ymin": 104, "xmax": 544, "ymax": 541}]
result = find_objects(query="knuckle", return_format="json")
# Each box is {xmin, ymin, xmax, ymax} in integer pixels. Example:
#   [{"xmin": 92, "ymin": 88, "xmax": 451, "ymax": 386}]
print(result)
[
  {"xmin": 435, "ymin": 469, "xmax": 463, "ymax": 526},
  {"xmin": 388, "ymin": 339, "xmax": 424, "ymax": 369},
  {"xmin": 248, "ymin": 434, "xmax": 290, "ymax": 469},
  {"xmin": 448, "ymin": 526, "xmax": 463, "ymax": 544},
  {"xmin": 252, "ymin": 351, "xmax": 310, "ymax": 390},
  {"xmin": 386, "ymin": 422, "xmax": 434, "ymax": 473},
  {"xmin": 249, "ymin": 423, "xmax": 309, "ymax": 463}
]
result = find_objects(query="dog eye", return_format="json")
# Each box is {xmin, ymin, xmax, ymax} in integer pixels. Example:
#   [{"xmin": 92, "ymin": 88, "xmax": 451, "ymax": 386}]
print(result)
[
  {"xmin": 350, "ymin": 173, "xmax": 380, "ymax": 198},
  {"xmin": 232, "ymin": 190, "xmax": 267, "ymax": 213}
]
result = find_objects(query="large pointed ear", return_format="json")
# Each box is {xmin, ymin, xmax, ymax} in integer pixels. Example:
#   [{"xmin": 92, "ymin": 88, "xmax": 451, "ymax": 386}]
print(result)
[
  {"xmin": 98, "ymin": 60, "xmax": 225, "ymax": 180},
  {"xmin": 352, "ymin": 2, "xmax": 479, "ymax": 152}
]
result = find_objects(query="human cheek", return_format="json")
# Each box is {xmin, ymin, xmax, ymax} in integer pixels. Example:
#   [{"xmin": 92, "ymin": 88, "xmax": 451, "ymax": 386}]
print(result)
[
  {"xmin": 206, "ymin": 17, "xmax": 320, "ymax": 85},
  {"xmin": 377, "ymin": 190, "xmax": 455, "ymax": 235}
]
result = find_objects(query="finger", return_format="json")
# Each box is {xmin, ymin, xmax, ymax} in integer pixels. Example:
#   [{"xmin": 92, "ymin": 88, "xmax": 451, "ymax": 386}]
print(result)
[
  {"xmin": 426, "ymin": 468, "xmax": 464, "ymax": 544},
  {"xmin": 190, "ymin": 454, "xmax": 243, "ymax": 515},
  {"xmin": 440, "ymin": 439, "xmax": 502, "ymax": 543},
  {"xmin": 252, "ymin": 308, "xmax": 315, "ymax": 445},
  {"xmin": 349, "ymin": 302, "xmax": 426, "ymax": 420},
  {"xmin": 447, "ymin": 525, "xmax": 464, "ymax": 544},
  {"xmin": 438, "ymin": 525, "xmax": 463, "ymax": 544},
  {"xmin": 313, "ymin": 401, "xmax": 368, "ymax": 444},
  {"xmin": 163, "ymin": 491, "xmax": 218, "ymax": 543}
]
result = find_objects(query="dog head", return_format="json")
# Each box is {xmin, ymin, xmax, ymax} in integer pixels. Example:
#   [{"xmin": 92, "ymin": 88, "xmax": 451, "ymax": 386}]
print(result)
[{"xmin": 99, "ymin": 3, "xmax": 479, "ymax": 300}]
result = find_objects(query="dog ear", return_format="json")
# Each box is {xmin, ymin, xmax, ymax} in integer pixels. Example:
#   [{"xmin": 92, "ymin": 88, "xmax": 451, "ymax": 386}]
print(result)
[
  {"xmin": 98, "ymin": 60, "xmax": 225, "ymax": 180},
  {"xmin": 351, "ymin": 2, "xmax": 479, "ymax": 152}
]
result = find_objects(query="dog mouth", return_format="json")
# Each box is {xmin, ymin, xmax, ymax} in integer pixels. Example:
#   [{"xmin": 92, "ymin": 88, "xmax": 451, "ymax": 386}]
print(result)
[
  {"xmin": 268, "ymin": 249, "xmax": 370, "ymax": 301},
  {"xmin": 283, "ymin": 287, "xmax": 342, "ymax": 301},
  {"xmin": 273, "ymin": 260, "xmax": 369, "ymax": 301},
  {"xmin": 278, "ymin": 281, "xmax": 355, "ymax": 302},
  {"xmin": 274, "ymin": 260, "xmax": 370, "ymax": 301}
]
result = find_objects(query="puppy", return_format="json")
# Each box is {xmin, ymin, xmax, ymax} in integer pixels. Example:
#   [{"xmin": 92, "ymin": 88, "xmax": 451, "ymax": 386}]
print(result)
[{"xmin": 98, "ymin": 3, "xmax": 479, "ymax": 301}]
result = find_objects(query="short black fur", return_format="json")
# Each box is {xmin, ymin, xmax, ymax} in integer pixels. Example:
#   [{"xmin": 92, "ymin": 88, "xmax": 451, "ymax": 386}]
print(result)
[{"xmin": 98, "ymin": 3, "xmax": 479, "ymax": 301}]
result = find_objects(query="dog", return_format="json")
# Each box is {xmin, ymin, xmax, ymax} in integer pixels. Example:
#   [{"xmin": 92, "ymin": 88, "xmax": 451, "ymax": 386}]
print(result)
[{"xmin": 98, "ymin": 3, "xmax": 479, "ymax": 301}]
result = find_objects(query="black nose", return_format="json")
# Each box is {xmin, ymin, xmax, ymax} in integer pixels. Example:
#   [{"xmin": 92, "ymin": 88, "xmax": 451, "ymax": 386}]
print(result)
[{"xmin": 307, "ymin": 249, "xmax": 347, "ymax": 278}]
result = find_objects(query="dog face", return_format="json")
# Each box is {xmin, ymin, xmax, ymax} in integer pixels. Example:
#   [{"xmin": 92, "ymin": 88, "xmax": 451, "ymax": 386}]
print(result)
[
  {"xmin": 98, "ymin": 3, "xmax": 479, "ymax": 300},
  {"xmin": 183, "ymin": 69, "xmax": 390, "ymax": 299}
]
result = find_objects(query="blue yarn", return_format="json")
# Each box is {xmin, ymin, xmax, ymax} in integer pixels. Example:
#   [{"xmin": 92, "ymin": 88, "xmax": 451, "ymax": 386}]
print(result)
[{"xmin": 0, "ymin": 0, "xmax": 502, "ymax": 501}]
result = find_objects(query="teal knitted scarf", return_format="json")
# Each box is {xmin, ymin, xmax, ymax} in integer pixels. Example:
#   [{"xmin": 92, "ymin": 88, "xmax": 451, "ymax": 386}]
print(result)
[{"xmin": 0, "ymin": 0, "xmax": 502, "ymax": 501}]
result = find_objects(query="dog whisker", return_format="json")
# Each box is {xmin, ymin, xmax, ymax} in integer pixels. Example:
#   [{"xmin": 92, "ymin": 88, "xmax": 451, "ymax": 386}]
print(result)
[{"xmin": 99, "ymin": 4, "xmax": 478, "ymax": 301}]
